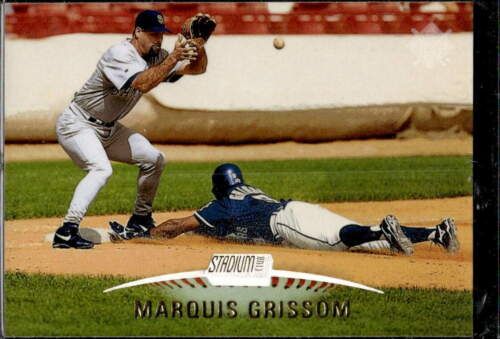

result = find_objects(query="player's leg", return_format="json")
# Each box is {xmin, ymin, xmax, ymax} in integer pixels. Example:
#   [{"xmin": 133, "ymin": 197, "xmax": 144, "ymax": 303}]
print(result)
[
  {"xmin": 59, "ymin": 130, "xmax": 113, "ymax": 225},
  {"xmin": 105, "ymin": 124, "xmax": 166, "ymax": 235},
  {"xmin": 400, "ymin": 218, "xmax": 459, "ymax": 252},
  {"xmin": 399, "ymin": 225, "xmax": 434, "ymax": 242},
  {"xmin": 342, "ymin": 216, "xmax": 413, "ymax": 255},
  {"xmin": 54, "ymin": 114, "xmax": 113, "ymax": 249},
  {"xmin": 272, "ymin": 201, "xmax": 355, "ymax": 251},
  {"xmin": 273, "ymin": 201, "xmax": 395, "ymax": 252},
  {"xmin": 338, "ymin": 224, "xmax": 384, "ymax": 247},
  {"xmin": 339, "ymin": 216, "xmax": 428, "ymax": 255},
  {"xmin": 273, "ymin": 202, "xmax": 413, "ymax": 254},
  {"xmin": 341, "ymin": 218, "xmax": 459, "ymax": 253},
  {"xmin": 352, "ymin": 221, "xmax": 452, "ymax": 245}
]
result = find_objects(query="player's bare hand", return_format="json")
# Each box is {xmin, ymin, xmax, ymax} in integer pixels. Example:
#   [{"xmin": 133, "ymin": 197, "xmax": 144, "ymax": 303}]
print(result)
[
  {"xmin": 171, "ymin": 34, "xmax": 198, "ymax": 62},
  {"xmin": 174, "ymin": 33, "xmax": 187, "ymax": 49}
]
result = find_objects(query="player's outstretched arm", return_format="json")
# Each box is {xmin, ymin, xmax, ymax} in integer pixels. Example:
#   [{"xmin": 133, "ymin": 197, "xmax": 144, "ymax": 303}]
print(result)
[
  {"xmin": 150, "ymin": 215, "xmax": 200, "ymax": 239},
  {"xmin": 131, "ymin": 34, "xmax": 197, "ymax": 93}
]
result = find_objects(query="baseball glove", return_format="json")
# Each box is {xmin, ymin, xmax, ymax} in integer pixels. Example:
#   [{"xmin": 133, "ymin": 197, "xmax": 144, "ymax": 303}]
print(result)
[{"xmin": 181, "ymin": 13, "xmax": 217, "ymax": 42}]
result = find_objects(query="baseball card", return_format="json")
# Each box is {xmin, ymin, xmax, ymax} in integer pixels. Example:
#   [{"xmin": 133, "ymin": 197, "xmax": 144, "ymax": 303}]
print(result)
[{"xmin": 1, "ymin": 1, "xmax": 497, "ymax": 337}]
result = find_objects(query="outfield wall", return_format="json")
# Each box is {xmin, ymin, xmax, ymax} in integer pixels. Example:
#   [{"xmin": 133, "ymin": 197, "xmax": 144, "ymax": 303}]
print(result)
[{"xmin": 5, "ymin": 33, "xmax": 472, "ymax": 143}]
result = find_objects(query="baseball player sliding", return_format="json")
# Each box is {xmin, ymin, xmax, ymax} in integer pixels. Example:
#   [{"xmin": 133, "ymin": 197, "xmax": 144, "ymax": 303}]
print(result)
[
  {"xmin": 53, "ymin": 10, "xmax": 217, "ymax": 249},
  {"xmin": 110, "ymin": 163, "xmax": 460, "ymax": 255}
]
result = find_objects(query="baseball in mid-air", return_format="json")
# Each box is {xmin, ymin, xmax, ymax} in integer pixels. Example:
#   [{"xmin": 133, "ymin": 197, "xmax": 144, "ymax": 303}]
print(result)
[{"xmin": 273, "ymin": 37, "xmax": 285, "ymax": 50}]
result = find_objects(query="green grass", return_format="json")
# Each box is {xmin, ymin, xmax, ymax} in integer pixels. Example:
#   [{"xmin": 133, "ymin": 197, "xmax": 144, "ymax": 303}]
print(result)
[
  {"xmin": 4, "ymin": 272, "xmax": 472, "ymax": 336},
  {"xmin": 5, "ymin": 156, "xmax": 471, "ymax": 220}
]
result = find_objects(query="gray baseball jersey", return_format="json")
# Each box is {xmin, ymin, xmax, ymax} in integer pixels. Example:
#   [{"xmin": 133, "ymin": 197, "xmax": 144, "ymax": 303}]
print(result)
[{"xmin": 72, "ymin": 39, "xmax": 180, "ymax": 123}]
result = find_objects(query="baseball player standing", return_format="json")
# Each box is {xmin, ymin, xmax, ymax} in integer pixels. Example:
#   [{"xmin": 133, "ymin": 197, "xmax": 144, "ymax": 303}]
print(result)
[
  {"xmin": 53, "ymin": 10, "xmax": 216, "ymax": 249},
  {"xmin": 113, "ymin": 163, "xmax": 460, "ymax": 256}
]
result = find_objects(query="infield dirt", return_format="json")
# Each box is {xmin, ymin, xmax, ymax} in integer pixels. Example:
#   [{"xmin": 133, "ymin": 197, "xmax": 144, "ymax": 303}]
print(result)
[{"xmin": 5, "ymin": 197, "xmax": 471, "ymax": 291}]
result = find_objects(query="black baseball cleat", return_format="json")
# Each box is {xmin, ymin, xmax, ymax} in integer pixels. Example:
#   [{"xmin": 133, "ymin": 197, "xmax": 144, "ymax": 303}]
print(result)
[
  {"xmin": 109, "ymin": 213, "xmax": 155, "ymax": 240},
  {"xmin": 380, "ymin": 215, "xmax": 414, "ymax": 255},
  {"xmin": 127, "ymin": 212, "xmax": 155, "ymax": 235},
  {"xmin": 52, "ymin": 222, "xmax": 94, "ymax": 249},
  {"xmin": 109, "ymin": 221, "xmax": 139, "ymax": 241},
  {"xmin": 432, "ymin": 217, "xmax": 460, "ymax": 253}
]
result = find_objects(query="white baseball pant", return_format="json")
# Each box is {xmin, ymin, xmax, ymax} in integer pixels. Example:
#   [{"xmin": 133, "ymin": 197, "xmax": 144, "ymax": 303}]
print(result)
[
  {"xmin": 56, "ymin": 104, "xmax": 166, "ymax": 225},
  {"xmin": 270, "ymin": 201, "xmax": 391, "ymax": 251}
]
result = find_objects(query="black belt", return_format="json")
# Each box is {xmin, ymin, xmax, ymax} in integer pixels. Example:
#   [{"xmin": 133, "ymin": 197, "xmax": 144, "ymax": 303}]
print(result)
[{"xmin": 87, "ymin": 116, "xmax": 115, "ymax": 127}]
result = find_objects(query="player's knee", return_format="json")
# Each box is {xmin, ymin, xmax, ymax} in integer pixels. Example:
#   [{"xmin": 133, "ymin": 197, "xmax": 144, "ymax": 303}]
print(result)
[
  {"xmin": 140, "ymin": 150, "xmax": 166, "ymax": 172},
  {"xmin": 157, "ymin": 151, "xmax": 167, "ymax": 170},
  {"xmin": 101, "ymin": 165, "xmax": 113, "ymax": 180},
  {"xmin": 91, "ymin": 163, "xmax": 113, "ymax": 183},
  {"xmin": 151, "ymin": 151, "xmax": 167, "ymax": 173}
]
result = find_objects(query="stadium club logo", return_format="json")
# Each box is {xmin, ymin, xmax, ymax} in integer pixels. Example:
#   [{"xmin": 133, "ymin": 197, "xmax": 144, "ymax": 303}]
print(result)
[{"xmin": 104, "ymin": 254, "xmax": 383, "ymax": 319}]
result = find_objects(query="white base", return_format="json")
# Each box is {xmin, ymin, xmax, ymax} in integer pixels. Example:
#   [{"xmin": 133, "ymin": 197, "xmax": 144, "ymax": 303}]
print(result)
[{"xmin": 44, "ymin": 227, "xmax": 111, "ymax": 244}]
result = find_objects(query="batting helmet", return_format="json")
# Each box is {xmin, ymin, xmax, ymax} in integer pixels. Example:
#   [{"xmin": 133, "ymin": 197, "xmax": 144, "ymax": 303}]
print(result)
[{"xmin": 211, "ymin": 163, "xmax": 244, "ymax": 199}]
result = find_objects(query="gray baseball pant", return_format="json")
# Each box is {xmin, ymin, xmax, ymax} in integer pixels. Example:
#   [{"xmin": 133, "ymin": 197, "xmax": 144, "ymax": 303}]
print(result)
[{"xmin": 56, "ymin": 106, "xmax": 166, "ymax": 225}]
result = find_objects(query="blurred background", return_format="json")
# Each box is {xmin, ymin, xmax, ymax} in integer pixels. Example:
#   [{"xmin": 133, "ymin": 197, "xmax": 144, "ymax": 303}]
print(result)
[
  {"xmin": 4, "ymin": 2, "xmax": 472, "ymax": 145},
  {"xmin": 5, "ymin": 2, "xmax": 472, "ymax": 38}
]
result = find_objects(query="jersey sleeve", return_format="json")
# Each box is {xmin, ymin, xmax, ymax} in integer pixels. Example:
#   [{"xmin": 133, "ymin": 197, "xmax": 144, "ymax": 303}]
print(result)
[
  {"xmin": 100, "ymin": 43, "xmax": 147, "ymax": 90},
  {"xmin": 194, "ymin": 200, "xmax": 231, "ymax": 231}
]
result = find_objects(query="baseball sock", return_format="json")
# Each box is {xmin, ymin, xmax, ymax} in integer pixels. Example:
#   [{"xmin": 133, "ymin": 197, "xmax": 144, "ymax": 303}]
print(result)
[
  {"xmin": 339, "ymin": 224, "xmax": 383, "ymax": 247},
  {"xmin": 400, "ymin": 226, "xmax": 434, "ymax": 243}
]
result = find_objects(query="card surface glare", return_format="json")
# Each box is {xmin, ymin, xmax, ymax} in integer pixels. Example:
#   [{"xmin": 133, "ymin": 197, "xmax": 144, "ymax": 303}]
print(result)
[{"xmin": 0, "ymin": 1, "xmax": 495, "ymax": 337}]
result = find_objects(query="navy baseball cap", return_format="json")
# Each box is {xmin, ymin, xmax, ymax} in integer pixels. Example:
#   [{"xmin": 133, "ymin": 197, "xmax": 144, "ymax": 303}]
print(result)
[{"xmin": 135, "ymin": 10, "xmax": 171, "ymax": 33}]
